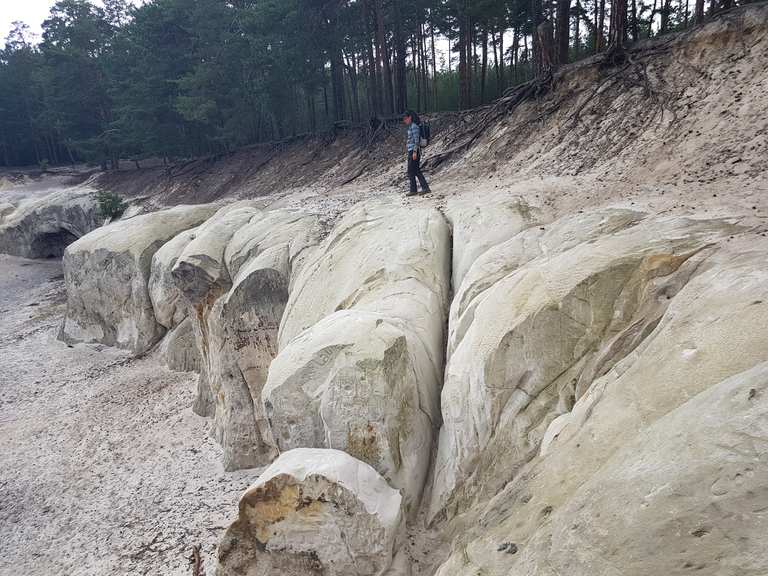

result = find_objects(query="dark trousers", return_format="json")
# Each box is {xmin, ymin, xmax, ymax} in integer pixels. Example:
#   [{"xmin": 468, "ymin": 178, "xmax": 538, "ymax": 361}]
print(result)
[{"xmin": 407, "ymin": 151, "xmax": 429, "ymax": 194}]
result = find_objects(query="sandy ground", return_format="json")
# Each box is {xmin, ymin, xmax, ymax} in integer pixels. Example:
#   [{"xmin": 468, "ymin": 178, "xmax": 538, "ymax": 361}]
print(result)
[{"xmin": 0, "ymin": 254, "xmax": 259, "ymax": 576}]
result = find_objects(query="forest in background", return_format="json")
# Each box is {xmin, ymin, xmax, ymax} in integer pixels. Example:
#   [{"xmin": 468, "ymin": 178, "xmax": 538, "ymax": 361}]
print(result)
[{"xmin": 0, "ymin": 0, "xmax": 750, "ymax": 168}]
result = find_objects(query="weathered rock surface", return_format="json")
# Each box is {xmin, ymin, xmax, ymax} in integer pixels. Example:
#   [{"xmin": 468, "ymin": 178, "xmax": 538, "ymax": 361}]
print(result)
[
  {"xmin": 278, "ymin": 204, "xmax": 450, "ymax": 348},
  {"xmin": 265, "ymin": 204, "xmax": 450, "ymax": 511},
  {"xmin": 175, "ymin": 206, "xmax": 321, "ymax": 470},
  {"xmin": 147, "ymin": 226, "xmax": 202, "ymax": 371},
  {"xmin": 224, "ymin": 209, "xmax": 320, "ymax": 280},
  {"xmin": 59, "ymin": 204, "xmax": 216, "ymax": 354},
  {"xmin": 172, "ymin": 203, "xmax": 259, "ymax": 302},
  {"xmin": 216, "ymin": 448, "xmax": 403, "ymax": 576},
  {"xmin": 447, "ymin": 207, "xmax": 645, "ymax": 356},
  {"xmin": 0, "ymin": 187, "xmax": 99, "ymax": 258},
  {"xmin": 48, "ymin": 187, "xmax": 768, "ymax": 576},
  {"xmin": 149, "ymin": 226, "xmax": 199, "ymax": 330},
  {"xmin": 433, "ymin": 236, "xmax": 768, "ymax": 576},
  {"xmin": 445, "ymin": 196, "xmax": 538, "ymax": 290},
  {"xmin": 0, "ymin": 202, "xmax": 15, "ymax": 220},
  {"xmin": 170, "ymin": 203, "xmax": 272, "ymax": 468},
  {"xmin": 430, "ymin": 211, "xmax": 743, "ymax": 519},
  {"xmin": 158, "ymin": 317, "xmax": 200, "ymax": 372}
]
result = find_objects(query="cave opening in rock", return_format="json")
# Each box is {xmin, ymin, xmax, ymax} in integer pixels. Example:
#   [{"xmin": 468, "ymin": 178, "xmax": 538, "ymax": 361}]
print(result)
[{"xmin": 31, "ymin": 229, "xmax": 79, "ymax": 259}]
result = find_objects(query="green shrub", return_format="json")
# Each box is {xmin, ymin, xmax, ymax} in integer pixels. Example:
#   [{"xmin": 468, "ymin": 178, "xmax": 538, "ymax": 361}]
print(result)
[
  {"xmin": 38, "ymin": 159, "xmax": 49, "ymax": 172},
  {"xmin": 96, "ymin": 190, "xmax": 127, "ymax": 220}
]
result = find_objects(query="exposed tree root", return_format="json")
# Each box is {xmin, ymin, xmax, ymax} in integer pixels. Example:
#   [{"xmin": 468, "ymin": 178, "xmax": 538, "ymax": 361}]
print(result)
[{"xmin": 423, "ymin": 74, "xmax": 555, "ymax": 170}]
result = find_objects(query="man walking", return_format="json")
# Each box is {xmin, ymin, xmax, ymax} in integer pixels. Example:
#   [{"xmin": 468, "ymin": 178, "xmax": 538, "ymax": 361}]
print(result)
[{"xmin": 404, "ymin": 111, "xmax": 430, "ymax": 197}]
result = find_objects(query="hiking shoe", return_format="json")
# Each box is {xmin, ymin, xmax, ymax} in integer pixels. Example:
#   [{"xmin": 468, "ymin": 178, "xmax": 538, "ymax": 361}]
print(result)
[{"xmin": 406, "ymin": 190, "xmax": 418, "ymax": 197}]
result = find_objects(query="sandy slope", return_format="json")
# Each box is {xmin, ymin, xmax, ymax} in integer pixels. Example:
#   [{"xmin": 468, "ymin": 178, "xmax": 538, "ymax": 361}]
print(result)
[{"xmin": 0, "ymin": 254, "xmax": 254, "ymax": 576}]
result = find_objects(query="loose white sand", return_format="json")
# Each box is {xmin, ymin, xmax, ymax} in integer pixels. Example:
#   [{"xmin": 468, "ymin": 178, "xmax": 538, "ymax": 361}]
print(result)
[{"xmin": 0, "ymin": 254, "xmax": 257, "ymax": 576}]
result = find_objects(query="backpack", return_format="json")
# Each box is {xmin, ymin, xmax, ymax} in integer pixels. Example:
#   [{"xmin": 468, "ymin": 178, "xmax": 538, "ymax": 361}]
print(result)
[{"xmin": 419, "ymin": 121, "xmax": 431, "ymax": 148}]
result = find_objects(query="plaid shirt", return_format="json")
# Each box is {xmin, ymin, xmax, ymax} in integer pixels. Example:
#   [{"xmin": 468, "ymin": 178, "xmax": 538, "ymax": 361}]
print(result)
[{"xmin": 407, "ymin": 123, "xmax": 421, "ymax": 152}]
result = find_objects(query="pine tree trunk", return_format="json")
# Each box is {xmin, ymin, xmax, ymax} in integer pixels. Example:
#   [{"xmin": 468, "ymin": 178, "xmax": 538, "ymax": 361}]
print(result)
[
  {"xmin": 695, "ymin": 0, "xmax": 705, "ymax": 22},
  {"xmin": 393, "ymin": 0, "xmax": 407, "ymax": 114},
  {"xmin": 363, "ymin": 0, "xmax": 381, "ymax": 115},
  {"xmin": 491, "ymin": 30, "xmax": 501, "ymax": 91},
  {"xmin": 467, "ymin": 9, "xmax": 473, "ymax": 105},
  {"xmin": 458, "ymin": 0, "xmax": 471, "ymax": 109},
  {"xmin": 556, "ymin": 0, "xmax": 572, "ymax": 66},
  {"xmin": 420, "ymin": 21, "xmax": 428, "ymax": 111},
  {"xmin": 430, "ymin": 21, "xmax": 438, "ymax": 110},
  {"xmin": 631, "ymin": 0, "xmax": 640, "ymax": 40},
  {"xmin": 480, "ymin": 28, "xmax": 488, "ymax": 104},
  {"xmin": 511, "ymin": 26, "xmax": 519, "ymax": 84},
  {"xmin": 413, "ymin": 33, "xmax": 421, "ymax": 110},
  {"xmin": 535, "ymin": 20, "xmax": 556, "ymax": 77},
  {"xmin": 330, "ymin": 52, "xmax": 346, "ymax": 122},
  {"xmin": 608, "ymin": 0, "xmax": 628, "ymax": 51},
  {"xmin": 596, "ymin": 0, "xmax": 606, "ymax": 52},
  {"xmin": 532, "ymin": 0, "xmax": 545, "ymax": 71},
  {"xmin": 574, "ymin": 0, "xmax": 581, "ymax": 57},
  {"xmin": 307, "ymin": 90, "xmax": 316, "ymax": 131},
  {"xmin": 498, "ymin": 28, "xmax": 505, "ymax": 93},
  {"xmin": 346, "ymin": 52, "xmax": 362, "ymax": 122},
  {"xmin": 660, "ymin": 0, "xmax": 671, "ymax": 32},
  {"xmin": 375, "ymin": 0, "xmax": 393, "ymax": 114}
]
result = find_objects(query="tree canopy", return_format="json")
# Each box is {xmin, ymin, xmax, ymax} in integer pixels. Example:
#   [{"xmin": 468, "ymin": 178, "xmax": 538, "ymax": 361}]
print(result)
[{"xmin": 0, "ymin": 0, "xmax": 745, "ymax": 168}]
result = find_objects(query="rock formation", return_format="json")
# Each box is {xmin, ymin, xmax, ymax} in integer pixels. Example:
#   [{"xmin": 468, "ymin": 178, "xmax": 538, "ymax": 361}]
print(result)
[
  {"xmin": 59, "ymin": 204, "xmax": 217, "ymax": 353},
  {"xmin": 445, "ymin": 196, "xmax": 539, "ymax": 290},
  {"xmin": 171, "ymin": 204, "xmax": 321, "ymax": 470},
  {"xmin": 432, "ymin": 233, "xmax": 768, "ymax": 576},
  {"xmin": 264, "ymin": 204, "xmax": 450, "ymax": 512},
  {"xmin": 149, "ymin": 226, "xmax": 199, "ymax": 331},
  {"xmin": 149, "ymin": 226, "xmax": 201, "ymax": 371},
  {"xmin": 0, "ymin": 187, "xmax": 100, "ymax": 259},
  {"xmin": 216, "ymin": 448, "xmax": 403, "ymax": 576},
  {"xmin": 158, "ymin": 317, "xmax": 200, "ymax": 372},
  {"xmin": 430, "ymin": 210, "xmax": 743, "ymax": 519},
  {"xmin": 53, "ymin": 192, "xmax": 768, "ymax": 576}
]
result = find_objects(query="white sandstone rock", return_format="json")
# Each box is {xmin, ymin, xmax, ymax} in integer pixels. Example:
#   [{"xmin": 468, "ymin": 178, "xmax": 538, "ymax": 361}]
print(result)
[
  {"xmin": 224, "ymin": 209, "xmax": 321, "ymax": 280},
  {"xmin": 279, "ymin": 203, "xmax": 450, "ymax": 351},
  {"xmin": 447, "ymin": 207, "xmax": 645, "ymax": 356},
  {"xmin": 216, "ymin": 448, "xmax": 403, "ymax": 576},
  {"xmin": 158, "ymin": 317, "xmax": 200, "ymax": 373},
  {"xmin": 430, "ymin": 212, "xmax": 742, "ymax": 519},
  {"xmin": 149, "ymin": 226, "xmax": 199, "ymax": 330},
  {"xmin": 0, "ymin": 186, "xmax": 99, "ymax": 258},
  {"xmin": 445, "ymin": 196, "xmax": 539, "ymax": 290},
  {"xmin": 0, "ymin": 202, "xmax": 15, "ymax": 221},
  {"xmin": 59, "ymin": 204, "xmax": 217, "ymax": 354},
  {"xmin": 433, "ymin": 235, "xmax": 768, "ymax": 576},
  {"xmin": 264, "ymin": 310, "xmax": 438, "ymax": 513},
  {"xmin": 170, "ymin": 203, "xmax": 270, "ymax": 467},
  {"xmin": 267, "ymin": 204, "xmax": 450, "ymax": 510},
  {"xmin": 172, "ymin": 203, "xmax": 261, "ymax": 302},
  {"xmin": 177, "ymin": 206, "xmax": 321, "ymax": 470}
]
